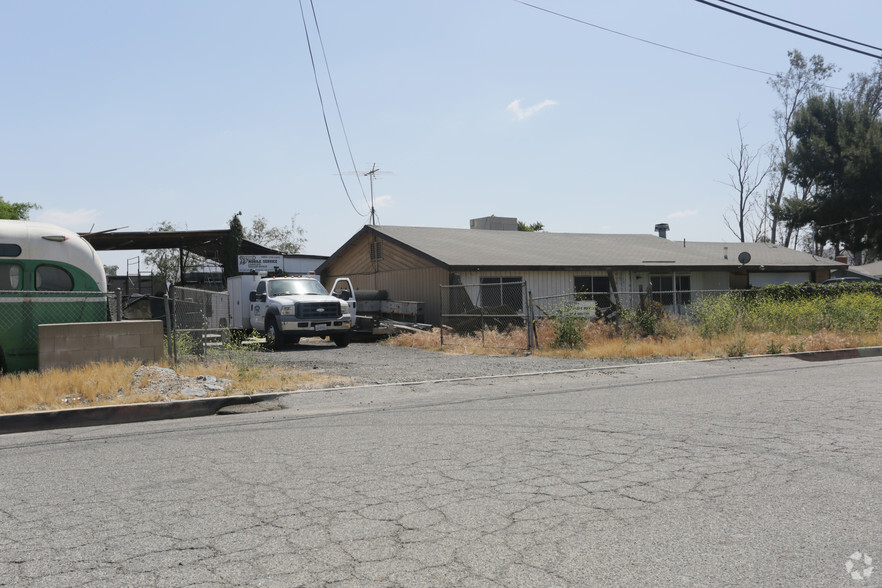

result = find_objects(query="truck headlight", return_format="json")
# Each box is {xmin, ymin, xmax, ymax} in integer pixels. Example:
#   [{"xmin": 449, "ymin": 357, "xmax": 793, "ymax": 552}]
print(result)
[
  {"xmin": 340, "ymin": 301, "xmax": 350, "ymax": 317},
  {"xmin": 280, "ymin": 305, "xmax": 295, "ymax": 315}
]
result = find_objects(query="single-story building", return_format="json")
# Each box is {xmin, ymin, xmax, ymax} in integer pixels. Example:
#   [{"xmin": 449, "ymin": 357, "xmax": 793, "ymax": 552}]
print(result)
[{"xmin": 318, "ymin": 219, "xmax": 846, "ymax": 325}]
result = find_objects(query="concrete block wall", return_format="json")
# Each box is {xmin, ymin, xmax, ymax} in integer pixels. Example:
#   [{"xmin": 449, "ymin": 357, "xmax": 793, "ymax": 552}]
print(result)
[{"xmin": 38, "ymin": 320, "xmax": 165, "ymax": 371}]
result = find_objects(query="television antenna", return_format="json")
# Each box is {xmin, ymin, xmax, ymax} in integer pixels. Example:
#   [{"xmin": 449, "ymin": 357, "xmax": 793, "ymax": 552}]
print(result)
[{"xmin": 344, "ymin": 163, "xmax": 392, "ymax": 225}]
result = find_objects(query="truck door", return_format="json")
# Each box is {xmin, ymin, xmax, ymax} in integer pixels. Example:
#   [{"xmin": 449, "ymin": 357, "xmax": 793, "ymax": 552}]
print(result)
[
  {"xmin": 250, "ymin": 280, "xmax": 268, "ymax": 331},
  {"xmin": 330, "ymin": 278, "xmax": 356, "ymax": 315}
]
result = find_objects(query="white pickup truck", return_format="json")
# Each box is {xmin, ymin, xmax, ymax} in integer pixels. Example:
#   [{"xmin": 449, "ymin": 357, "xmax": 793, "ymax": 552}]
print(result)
[{"xmin": 248, "ymin": 275, "xmax": 354, "ymax": 349}]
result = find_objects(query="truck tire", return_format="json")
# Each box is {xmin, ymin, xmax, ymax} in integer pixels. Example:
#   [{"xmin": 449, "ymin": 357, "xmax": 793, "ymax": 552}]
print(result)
[
  {"xmin": 264, "ymin": 318, "xmax": 287, "ymax": 350},
  {"xmin": 332, "ymin": 332, "xmax": 351, "ymax": 348}
]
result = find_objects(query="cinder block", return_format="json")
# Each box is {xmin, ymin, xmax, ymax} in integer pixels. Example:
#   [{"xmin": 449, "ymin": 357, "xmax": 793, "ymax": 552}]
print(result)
[{"xmin": 112, "ymin": 334, "xmax": 141, "ymax": 349}]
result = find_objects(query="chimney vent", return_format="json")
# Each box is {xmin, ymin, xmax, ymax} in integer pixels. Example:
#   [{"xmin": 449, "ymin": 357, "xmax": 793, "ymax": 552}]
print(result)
[{"xmin": 654, "ymin": 223, "xmax": 670, "ymax": 238}]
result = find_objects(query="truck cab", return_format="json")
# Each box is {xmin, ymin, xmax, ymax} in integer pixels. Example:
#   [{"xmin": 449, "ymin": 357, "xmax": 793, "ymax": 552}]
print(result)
[{"xmin": 249, "ymin": 275, "xmax": 353, "ymax": 349}]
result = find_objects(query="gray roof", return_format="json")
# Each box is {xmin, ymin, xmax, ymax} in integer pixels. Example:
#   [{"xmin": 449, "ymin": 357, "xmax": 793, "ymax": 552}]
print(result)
[
  {"xmin": 355, "ymin": 226, "xmax": 844, "ymax": 271},
  {"xmin": 851, "ymin": 260, "xmax": 882, "ymax": 277}
]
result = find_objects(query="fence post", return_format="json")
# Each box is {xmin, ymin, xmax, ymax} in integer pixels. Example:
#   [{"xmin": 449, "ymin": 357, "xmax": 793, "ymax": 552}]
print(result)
[
  {"xmin": 439, "ymin": 285, "xmax": 444, "ymax": 347},
  {"xmin": 164, "ymin": 293, "xmax": 175, "ymax": 366},
  {"xmin": 115, "ymin": 288, "xmax": 122, "ymax": 321},
  {"xmin": 527, "ymin": 290, "xmax": 533, "ymax": 351}
]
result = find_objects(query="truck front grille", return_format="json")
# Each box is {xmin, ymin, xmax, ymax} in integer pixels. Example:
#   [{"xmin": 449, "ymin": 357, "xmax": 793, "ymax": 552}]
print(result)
[{"xmin": 296, "ymin": 301, "xmax": 341, "ymax": 320}]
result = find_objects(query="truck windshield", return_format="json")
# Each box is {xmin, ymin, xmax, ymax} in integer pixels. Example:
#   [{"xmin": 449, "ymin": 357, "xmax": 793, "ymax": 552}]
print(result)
[{"xmin": 267, "ymin": 279, "xmax": 329, "ymax": 297}]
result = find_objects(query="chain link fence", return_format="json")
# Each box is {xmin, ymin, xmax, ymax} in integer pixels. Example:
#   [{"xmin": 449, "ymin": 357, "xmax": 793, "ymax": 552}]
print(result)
[
  {"xmin": 169, "ymin": 286, "xmax": 232, "ymax": 359},
  {"xmin": 0, "ymin": 290, "xmax": 108, "ymax": 372},
  {"xmin": 440, "ymin": 281, "xmax": 534, "ymax": 351}
]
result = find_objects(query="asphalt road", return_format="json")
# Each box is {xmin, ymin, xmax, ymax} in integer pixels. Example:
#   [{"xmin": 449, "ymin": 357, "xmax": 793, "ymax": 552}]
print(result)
[{"xmin": 1, "ymin": 355, "xmax": 881, "ymax": 586}]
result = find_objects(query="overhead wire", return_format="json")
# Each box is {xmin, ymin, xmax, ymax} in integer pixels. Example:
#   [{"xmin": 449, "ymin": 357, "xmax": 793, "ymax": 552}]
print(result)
[
  {"xmin": 306, "ymin": 0, "xmax": 372, "ymax": 212},
  {"xmin": 512, "ymin": 0, "xmax": 846, "ymax": 91},
  {"xmin": 714, "ymin": 0, "xmax": 882, "ymax": 53},
  {"xmin": 512, "ymin": 0, "xmax": 777, "ymax": 77},
  {"xmin": 298, "ymin": 0, "xmax": 368, "ymax": 217},
  {"xmin": 695, "ymin": 0, "xmax": 882, "ymax": 60}
]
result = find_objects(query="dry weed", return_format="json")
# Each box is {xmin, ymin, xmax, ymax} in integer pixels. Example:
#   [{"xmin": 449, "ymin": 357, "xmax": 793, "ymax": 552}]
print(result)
[{"xmin": 1, "ymin": 358, "xmax": 351, "ymax": 415}]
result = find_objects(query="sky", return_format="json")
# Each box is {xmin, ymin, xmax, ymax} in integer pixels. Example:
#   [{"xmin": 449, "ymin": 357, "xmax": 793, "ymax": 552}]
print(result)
[{"xmin": 2, "ymin": 1, "xmax": 880, "ymax": 271}]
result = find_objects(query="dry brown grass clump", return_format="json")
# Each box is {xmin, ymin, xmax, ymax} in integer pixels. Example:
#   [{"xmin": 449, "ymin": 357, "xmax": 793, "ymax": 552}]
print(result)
[
  {"xmin": 384, "ymin": 320, "xmax": 882, "ymax": 361},
  {"xmin": 0, "ymin": 359, "xmax": 351, "ymax": 415}
]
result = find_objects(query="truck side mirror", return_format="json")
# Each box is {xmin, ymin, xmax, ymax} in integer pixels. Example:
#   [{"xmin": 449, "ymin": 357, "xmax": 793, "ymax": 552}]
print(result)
[
  {"xmin": 249, "ymin": 291, "xmax": 257, "ymax": 302},
  {"xmin": 336, "ymin": 289, "xmax": 351, "ymax": 301}
]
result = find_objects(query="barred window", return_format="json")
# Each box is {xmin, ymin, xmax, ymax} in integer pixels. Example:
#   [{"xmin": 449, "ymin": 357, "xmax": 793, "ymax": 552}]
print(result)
[
  {"xmin": 480, "ymin": 277, "xmax": 523, "ymax": 311},
  {"xmin": 650, "ymin": 274, "xmax": 691, "ymax": 306},
  {"xmin": 574, "ymin": 276, "xmax": 611, "ymax": 307}
]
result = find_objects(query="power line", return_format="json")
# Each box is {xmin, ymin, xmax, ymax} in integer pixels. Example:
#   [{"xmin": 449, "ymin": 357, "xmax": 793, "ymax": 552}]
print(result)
[
  {"xmin": 512, "ymin": 1, "xmax": 845, "ymax": 91},
  {"xmin": 695, "ymin": 0, "xmax": 882, "ymax": 60},
  {"xmin": 306, "ymin": 0, "xmax": 372, "ymax": 212},
  {"xmin": 512, "ymin": 0, "xmax": 777, "ymax": 77},
  {"xmin": 298, "ymin": 0, "xmax": 367, "ymax": 218},
  {"xmin": 715, "ymin": 0, "xmax": 882, "ymax": 53}
]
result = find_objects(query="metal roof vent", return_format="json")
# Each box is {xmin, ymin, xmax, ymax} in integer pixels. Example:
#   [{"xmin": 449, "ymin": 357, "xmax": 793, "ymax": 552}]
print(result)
[{"xmin": 654, "ymin": 223, "xmax": 670, "ymax": 238}]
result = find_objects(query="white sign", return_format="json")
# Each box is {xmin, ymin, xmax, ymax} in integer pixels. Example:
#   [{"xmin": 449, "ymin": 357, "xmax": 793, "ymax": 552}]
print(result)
[{"xmin": 238, "ymin": 255, "xmax": 283, "ymax": 272}]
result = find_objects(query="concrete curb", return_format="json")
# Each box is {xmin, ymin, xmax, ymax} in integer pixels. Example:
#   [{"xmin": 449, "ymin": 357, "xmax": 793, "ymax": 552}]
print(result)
[
  {"xmin": 789, "ymin": 345, "xmax": 882, "ymax": 362},
  {"xmin": 3, "ymin": 346, "xmax": 881, "ymax": 435},
  {"xmin": 0, "ymin": 392, "xmax": 285, "ymax": 436}
]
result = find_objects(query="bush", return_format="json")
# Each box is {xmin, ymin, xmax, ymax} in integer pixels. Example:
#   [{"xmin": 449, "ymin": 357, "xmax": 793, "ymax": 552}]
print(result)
[{"xmin": 547, "ymin": 303, "xmax": 587, "ymax": 348}]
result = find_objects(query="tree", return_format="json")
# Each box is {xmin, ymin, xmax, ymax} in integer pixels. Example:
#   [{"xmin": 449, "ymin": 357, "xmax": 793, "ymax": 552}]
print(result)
[
  {"xmin": 223, "ymin": 213, "xmax": 244, "ymax": 279},
  {"xmin": 786, "ymin": 92, "xmax": 882, "ymax": 259},
  {"xmin": 766, "ymin": 50, "xmax": 837, "ymax": 245},
  {"xmin": 244, "ymin": 215, "xmax": 306, "ymax": 253},
  {"xmin": 517, "ymin": 221, "xmax": 544, "ymax": 232},
  {"xmin": 141, "ymin": 221, "xmax": 186, "ymax": 290},
  {"xmin": 722, "ymin": 120, "xmax": 771, "ymax": 243},
  {"xmin": 0, "ymin": 196, "xmax": 40, "ymax": 220}
]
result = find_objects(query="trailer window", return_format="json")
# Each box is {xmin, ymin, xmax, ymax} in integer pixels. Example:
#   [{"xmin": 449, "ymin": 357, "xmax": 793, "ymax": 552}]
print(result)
[
  {"xmin": 35, "ymin": 264, "xmax": 74, "ymax": 291},
  {"xmin": 0, "ymin": 264, "xmax": 21, "ymax": 290},
  {"xmin": 0, "ymin": 244, "xmax": 22, "ymax": 257}
]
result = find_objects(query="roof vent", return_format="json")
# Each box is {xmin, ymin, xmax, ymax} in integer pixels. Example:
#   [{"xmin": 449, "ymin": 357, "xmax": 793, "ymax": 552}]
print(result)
[{"xmin": 654, "ymin": 223, "xmax": 670, "ymax": 239}]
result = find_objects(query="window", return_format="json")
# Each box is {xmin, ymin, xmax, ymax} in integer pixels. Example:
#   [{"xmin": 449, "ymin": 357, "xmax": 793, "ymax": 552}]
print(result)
[
  {"xmin": 370, "ymin": 241, "xmax": 383, "ymax": 261},
  {"xmin": 35, "ymin": 264, "xmax": 74, "ymax": 291},
  {"xmin": 0, "ymin": 264, "xmax": 22, "ymax": 290},
  {"xmin": 650, "ymin": 274, "xmax": 691, "ymax": 306},
  {"xmin": 480, "ymin": 277, "xmax": 523, "ymax": 311},
  {"xmin": 0, "ymin": 244, "xmax": 22, "ymax": 257},
  {"xmin": 574, "ymin": 276, "xmax": 611, "ymax": 307}
]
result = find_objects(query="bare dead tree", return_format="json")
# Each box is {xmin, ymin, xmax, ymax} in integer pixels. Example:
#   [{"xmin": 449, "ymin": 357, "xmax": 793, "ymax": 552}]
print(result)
[{"xmin": 722, "ymin": 120, "xmax": 771, "ymax": 243}]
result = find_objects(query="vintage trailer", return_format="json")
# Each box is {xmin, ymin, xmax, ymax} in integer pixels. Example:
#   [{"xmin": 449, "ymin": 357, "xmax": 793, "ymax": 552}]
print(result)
[{"xmin": 0, "ymin": 220, "xmax": 107, "ymax": 372}]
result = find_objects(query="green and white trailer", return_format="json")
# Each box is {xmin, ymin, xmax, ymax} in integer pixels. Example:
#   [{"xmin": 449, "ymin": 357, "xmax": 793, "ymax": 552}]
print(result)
[{"xmin": 0, "ymin": 220, "xmax": 107, "ymax": 373}]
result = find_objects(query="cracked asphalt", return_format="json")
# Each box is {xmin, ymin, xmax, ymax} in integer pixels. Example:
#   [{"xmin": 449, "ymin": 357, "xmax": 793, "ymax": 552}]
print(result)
[{"xmin": 1, "ymin": 353, "xmax": 881, "ymax": 586}]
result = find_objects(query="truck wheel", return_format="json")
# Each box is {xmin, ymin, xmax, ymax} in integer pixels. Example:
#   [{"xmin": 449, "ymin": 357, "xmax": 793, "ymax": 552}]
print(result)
[
  {"xmin": 332, "ymin": 332, "xmax": 351, "ymax": 348},
  {"xmin": 265, "ymin": 319, "xmax": 287, "ymax": 350}
]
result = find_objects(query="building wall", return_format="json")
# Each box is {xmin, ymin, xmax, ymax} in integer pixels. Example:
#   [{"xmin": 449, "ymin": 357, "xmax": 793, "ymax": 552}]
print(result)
[
  {"xmin": 39, "ymin": 320, "xmax": 165, "ymax": 371},
  {"xmin": 322, "ymin": 233, "xmax": 448, "ymax": 323}
]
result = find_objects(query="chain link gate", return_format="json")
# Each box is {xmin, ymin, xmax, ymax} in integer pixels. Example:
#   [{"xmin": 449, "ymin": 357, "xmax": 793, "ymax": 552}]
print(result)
[
  {"xmin": 440, "ymin": 280, "xmax": 533, "ymax": 351},
  {"xmin": 169, "ymin": 286, "xmax": 231, "ymax": 358}
]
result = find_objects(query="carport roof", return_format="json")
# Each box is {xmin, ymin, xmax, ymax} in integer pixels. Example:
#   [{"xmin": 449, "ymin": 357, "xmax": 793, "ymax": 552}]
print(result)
[
  {"xmin": 322, "ymin": 225, "xmax": 845, "ymax": 272},
  {"xmin": 82, "ymin": 229, "xmax": 280, "ymax": 263}
]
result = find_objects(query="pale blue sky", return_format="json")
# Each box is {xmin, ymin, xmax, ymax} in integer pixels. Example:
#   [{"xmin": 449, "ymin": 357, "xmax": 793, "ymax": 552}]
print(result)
[{"xmin": 2, "ymin": 1, "xmax": 880, "ymax": 270}]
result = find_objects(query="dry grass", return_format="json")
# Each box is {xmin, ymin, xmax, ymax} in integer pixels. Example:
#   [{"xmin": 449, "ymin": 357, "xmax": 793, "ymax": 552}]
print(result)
[
  {"xmin": 0, "ymin": 358, "xmax": 350, "ymax": 415},
  {"xmin": 385, "ymin": 319, "xmax": 882, "ymax": 360}
]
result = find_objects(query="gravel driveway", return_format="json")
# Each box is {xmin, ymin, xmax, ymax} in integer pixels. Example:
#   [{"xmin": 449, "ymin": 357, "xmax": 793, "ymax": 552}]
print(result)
[{"xmin": 245, "ymin": 339, "xmax": 646, "ymax": 386}]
